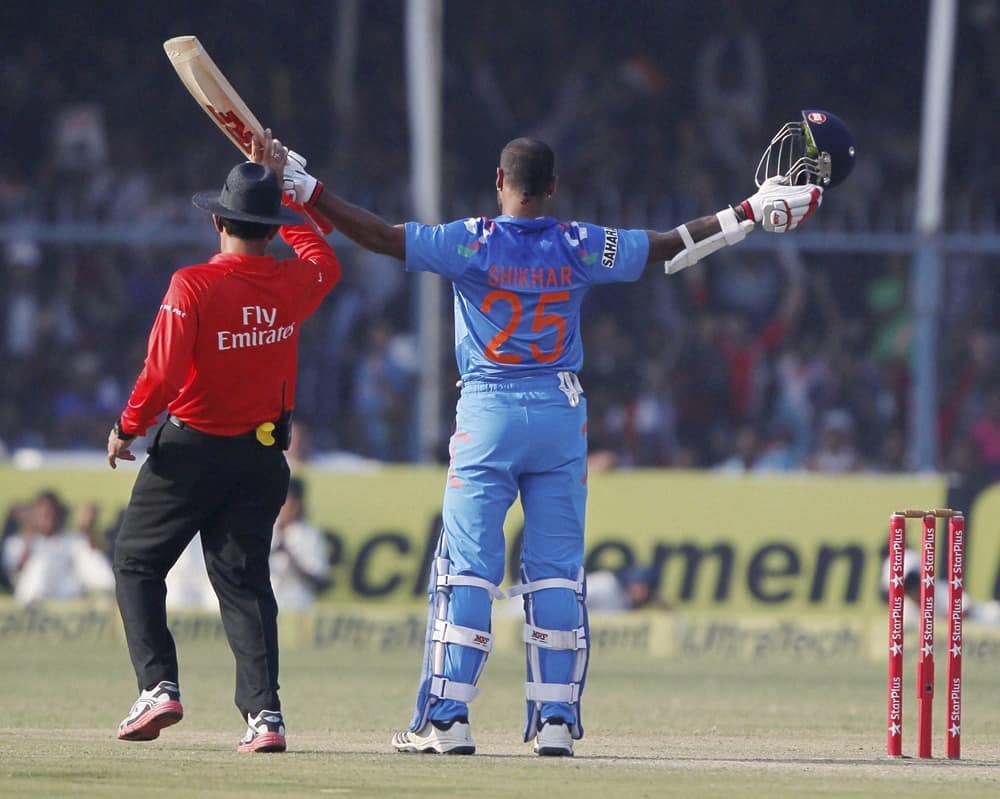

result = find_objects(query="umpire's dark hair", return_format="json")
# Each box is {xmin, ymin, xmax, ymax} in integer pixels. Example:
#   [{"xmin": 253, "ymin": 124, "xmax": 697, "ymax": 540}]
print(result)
[
  {"xmin": 500, "ymin": 137, "xmax": 555, "ymax": 199},
  {"xmin": 217, "ymin": 216, "xmax": 277, "ymax": 241}
]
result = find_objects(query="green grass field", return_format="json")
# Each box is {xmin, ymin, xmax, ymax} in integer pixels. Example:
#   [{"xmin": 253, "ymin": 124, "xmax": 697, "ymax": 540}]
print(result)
[{"xmin": 3, "ymin": 619, "xmax": 1000, "ymax": 798}]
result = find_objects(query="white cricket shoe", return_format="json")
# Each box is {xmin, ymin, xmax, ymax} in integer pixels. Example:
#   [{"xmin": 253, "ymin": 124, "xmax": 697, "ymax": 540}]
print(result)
[
  {"xmin": 117, "ymin": 680, "xmax": 184, "ymax": 741},
  {"xmin": 534, "ymin": 719, "xmax": 574, "ymax": 756},
  {"xmin": 392, "ymin": 718, "xmax": 475, "ymax": 755},
  {"xmin": 238, "ymin": 709, "xmax": 287, "ymax": 753}
]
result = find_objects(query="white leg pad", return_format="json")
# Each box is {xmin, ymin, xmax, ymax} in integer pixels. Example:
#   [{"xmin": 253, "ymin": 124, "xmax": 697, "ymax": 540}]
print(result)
[
  {"xmin": 520, "ymin": 567, "xmax": 589, "ymax": 741},
  {"xmin": 408, "ymin": 545, "xmax": 502, "ymax": 732}
]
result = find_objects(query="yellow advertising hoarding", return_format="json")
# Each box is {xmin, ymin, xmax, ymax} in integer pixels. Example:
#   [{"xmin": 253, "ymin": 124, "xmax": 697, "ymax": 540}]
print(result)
[{"xmin": 4, "ymin": 464, "xmax": 999, "ymax": 614}]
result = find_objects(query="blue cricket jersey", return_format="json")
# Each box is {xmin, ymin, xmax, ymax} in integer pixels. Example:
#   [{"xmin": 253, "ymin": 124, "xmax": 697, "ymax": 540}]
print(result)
[{"xmin": 405, "ymin": 215, "xmax": 649, "ymax": 381}]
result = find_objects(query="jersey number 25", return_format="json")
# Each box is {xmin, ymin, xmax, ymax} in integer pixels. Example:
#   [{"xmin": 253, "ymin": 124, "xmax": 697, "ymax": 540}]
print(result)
[{"xmin": 481, "ymin": 290, "xmax": 569, "ymax": 364}]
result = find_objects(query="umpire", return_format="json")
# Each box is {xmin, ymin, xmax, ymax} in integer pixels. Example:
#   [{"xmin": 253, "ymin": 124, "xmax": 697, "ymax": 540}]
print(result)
[{"xmin": 107, "ymin": 133, "xmax": 340, "ymax": 753}]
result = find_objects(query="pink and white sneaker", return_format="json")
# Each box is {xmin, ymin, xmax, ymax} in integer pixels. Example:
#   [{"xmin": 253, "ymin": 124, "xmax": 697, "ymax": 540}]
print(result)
[
  {"xmin": 238, "ymin": 709, "xmax": 286, "ymax": 753},
  {"xmin": 117, "ymin": 681, "xmax": 184, "ymax": 741}
]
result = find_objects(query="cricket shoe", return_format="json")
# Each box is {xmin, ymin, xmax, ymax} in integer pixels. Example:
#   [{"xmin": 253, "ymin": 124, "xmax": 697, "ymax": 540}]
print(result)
[
  {"xmin": 117, "ymin": 680, "xmax": 184, "ymax": 741},
  {"xmin": 238, "ymin": 709, "xmax": 287, "ymax": 753},
  {"xmin": 534, "ymin": 718, "xmax": 574, "ymax": 757},
  {"xmin": 392, "ymin": 717, "xmax": 475, "ymax": 755}
]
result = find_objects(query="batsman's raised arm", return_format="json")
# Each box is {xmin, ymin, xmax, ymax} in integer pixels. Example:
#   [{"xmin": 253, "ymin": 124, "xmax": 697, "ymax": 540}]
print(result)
[
  {"xmin": 277, "ymin": 148, "xmax": 405, "ymax": 259},
  {"xmin": 645, "ymin": 177, "xmax": 822, "ymax": 273},
  {"xmin": 311, "ymin": 190, "xmax": 406, "ymax": 260}
]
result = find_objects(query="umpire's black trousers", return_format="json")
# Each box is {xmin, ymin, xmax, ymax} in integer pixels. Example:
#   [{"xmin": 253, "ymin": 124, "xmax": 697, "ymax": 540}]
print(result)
[{"xmin": 113, "ymin": 419, "xmax": 290, "ymax": 719}]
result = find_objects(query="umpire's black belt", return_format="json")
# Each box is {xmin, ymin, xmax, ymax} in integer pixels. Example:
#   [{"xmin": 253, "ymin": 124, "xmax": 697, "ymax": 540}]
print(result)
[{"xmin": 168, "ymin": 415, "xmax": 257, "ymax": 441}]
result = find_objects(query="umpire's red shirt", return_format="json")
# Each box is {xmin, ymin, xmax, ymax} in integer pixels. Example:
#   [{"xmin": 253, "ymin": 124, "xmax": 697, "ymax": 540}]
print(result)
[{"xmin": 120, "ymin": 210, "xmax": 341, "ymax": 436}]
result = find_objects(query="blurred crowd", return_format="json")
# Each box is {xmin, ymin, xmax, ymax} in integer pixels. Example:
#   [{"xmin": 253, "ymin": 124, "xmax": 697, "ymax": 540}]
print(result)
[
  {"xmin": 1, "ymin": 481, "xmax": 331, "ymax": 608},
  {"xmin": 1, "ymin": 1, "xmax": 998, "ymax": 491}
]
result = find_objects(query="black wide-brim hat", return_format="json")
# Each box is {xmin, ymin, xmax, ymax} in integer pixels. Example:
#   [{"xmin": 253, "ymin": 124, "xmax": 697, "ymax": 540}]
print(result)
[{"xmin": 193, "ymin": 161, "xmax": 303, "ymax": 226}]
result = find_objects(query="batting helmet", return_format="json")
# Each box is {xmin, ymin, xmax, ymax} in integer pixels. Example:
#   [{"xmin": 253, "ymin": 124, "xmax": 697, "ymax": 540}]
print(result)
[{"xmin": 755, "ymin": 109, "xmax": 856, "ymax": 189}]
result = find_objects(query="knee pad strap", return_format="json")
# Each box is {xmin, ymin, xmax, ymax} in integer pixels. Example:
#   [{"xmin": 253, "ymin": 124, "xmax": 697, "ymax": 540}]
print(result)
[
  {"xmin": 434, "ymin": 618, "xmax": 494, "ymax": 653},
  {"xmin": 508, "ymin": 576, "xmax": 579, "ymax": 597},
  {"xmin": 430, "ymin": 676, "xmax": 480, "ymax": 703},
  {"xmin": 436, "ymin": 569, "xmax": 506, "ymax": 600},
  {"xmin": 526, "ymin": 681, "xmax": 581, "ymax": 703},
  {"xmin": 524, "ymin": 623, "xmax": 587, "ymax": 651}
]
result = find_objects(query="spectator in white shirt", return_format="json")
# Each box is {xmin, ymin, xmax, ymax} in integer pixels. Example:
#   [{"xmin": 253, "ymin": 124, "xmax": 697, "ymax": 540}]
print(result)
[{"xmin": 1, "ymin": 490, "xmax": 114, "ymax": 605}]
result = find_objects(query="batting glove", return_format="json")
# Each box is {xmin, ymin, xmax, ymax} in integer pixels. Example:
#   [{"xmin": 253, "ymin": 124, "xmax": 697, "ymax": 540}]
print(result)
[
  {"xmin": 284, "ymin": 150, "xmax": 323, "ymax": 207},
  {"xmin": 741, "ymin": 177, "xmax": 823, "ymax": 233}
]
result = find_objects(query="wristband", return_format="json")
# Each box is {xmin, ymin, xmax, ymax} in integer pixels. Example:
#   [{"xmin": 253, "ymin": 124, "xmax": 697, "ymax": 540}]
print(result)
[
  {"xmin": 307, "ymin": 180, "xmax": 324, "ymax": 207},
  {"xmin": 113, "ymin": 419, "xmax": 136, "ymax": 441}
]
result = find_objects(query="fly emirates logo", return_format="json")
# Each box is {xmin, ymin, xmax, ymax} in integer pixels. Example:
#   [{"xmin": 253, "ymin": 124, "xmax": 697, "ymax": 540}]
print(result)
[{"xmin": 217, "ymin": 305, "xmax": 295, "ymax": 351}]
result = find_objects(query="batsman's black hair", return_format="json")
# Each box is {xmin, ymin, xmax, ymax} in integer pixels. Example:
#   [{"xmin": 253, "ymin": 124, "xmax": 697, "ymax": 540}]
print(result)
[{"xmin": 500, "ymin": 137, "xmax": 555, "ymax": 199}]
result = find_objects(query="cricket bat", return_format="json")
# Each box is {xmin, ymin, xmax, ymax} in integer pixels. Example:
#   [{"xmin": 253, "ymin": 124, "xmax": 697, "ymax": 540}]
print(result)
[
  {"xmin": 163, "ymin": 35, "xmax": 333, "ymax": 232},
  {"xmin": 163, "ymin": 35, "xmax": 263, "ymax": 157}
]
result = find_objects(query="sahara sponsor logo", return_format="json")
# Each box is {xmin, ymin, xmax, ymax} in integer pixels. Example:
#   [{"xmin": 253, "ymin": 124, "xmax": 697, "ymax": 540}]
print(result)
[{"xmin": 601, "ymin": 227, "xmax": 618, "ymax": 267}]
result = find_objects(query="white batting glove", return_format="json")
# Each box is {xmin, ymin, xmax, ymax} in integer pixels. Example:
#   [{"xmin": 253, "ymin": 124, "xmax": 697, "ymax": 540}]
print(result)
[
  {"xmin": 283, "ymin": 150, "xmax": 322, "ymax": 206},
  {"xmin": 741, "ymin": 177, "xmax": 823, "ymax": 233}
]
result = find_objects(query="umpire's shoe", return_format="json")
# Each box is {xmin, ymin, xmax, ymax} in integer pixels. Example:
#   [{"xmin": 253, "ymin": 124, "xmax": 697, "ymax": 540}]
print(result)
[
  {"xmin": 117, "ymin": 680, "xmax": 184, "ymax": 741},
  {"xmin": 534, "ymin": 718, "xmax": 574, "ymax": 756},
  {"xmin": 392, "ymin": 717, "xmax": 475, "ymax": 754},
  {"xmin": 238, "ymin": 710, "xmax": 287, "ymax": 753}
]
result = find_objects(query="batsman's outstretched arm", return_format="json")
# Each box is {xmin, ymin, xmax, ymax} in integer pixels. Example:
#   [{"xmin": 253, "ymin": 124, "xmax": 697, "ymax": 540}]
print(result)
[
  {"xmin": 272, "ymin": 139, "xmax": 404, "ymax": 259},
  {"xmin": 646, "ymin": 178, "xmax": 822, "ymax": 273},
  {"xmin": 646, "ymin": 214, "xmax": 732, "ymax": 266},
  {"xmin": 311, "ymin": 189, "xmax": 406, "ymax": 260}
]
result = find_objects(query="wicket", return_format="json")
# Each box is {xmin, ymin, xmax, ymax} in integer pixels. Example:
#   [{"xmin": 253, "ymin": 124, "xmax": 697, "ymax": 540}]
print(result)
[{"xmin": 886, "ymin": 508, "xmax": 964, "ymax": 759}]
